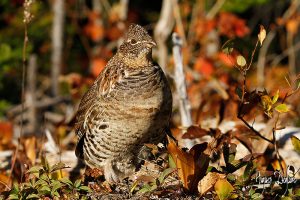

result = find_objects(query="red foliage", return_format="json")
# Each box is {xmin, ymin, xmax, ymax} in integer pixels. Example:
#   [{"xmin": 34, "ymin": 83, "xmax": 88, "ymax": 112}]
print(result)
[{"xmin": 218, "ymin": 12, "xmax": 250, "ymax": 38}]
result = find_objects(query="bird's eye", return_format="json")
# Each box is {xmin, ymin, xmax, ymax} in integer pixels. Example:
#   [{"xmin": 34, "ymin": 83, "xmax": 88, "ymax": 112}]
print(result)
[{"xmin": 130, "ymin": 39, "xmax": 137, "ymax": 44}]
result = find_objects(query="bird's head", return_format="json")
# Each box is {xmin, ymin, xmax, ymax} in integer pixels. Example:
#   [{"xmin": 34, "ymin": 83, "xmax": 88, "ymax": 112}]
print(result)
[{"xmin": 118, "ymin": 24, "xmax": 156, "ymax": 67}]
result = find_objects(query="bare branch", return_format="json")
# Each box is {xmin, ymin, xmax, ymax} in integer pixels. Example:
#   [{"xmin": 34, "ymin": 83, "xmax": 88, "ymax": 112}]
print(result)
[{"xmin": 172, "ymin": 33, "xmax": 194, "ymax": 148}]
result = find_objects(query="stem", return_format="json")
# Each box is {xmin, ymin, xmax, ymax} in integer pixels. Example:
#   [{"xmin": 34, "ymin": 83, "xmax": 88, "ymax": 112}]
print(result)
[{"xmin": 272, "ymin": 114, "xmax": 284, "ymax": 174}]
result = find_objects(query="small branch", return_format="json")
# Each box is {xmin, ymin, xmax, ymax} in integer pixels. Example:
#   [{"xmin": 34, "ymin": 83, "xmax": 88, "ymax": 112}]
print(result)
[
  {"xmin": 7, "ymin": 96, "xmax": 70, "ymax": 118},
  {"xmin": 172, "ymin": 33, "xmax": 194, "ymax": 148},
  {"xmin": 237, "ymin": 115, "xmax": 273, "ymax": 143},
  {"xmin": 206, "ymin": 0, "xmax": 226, "ymax": 20},
  {"xmin": 247, "ymin": 40, "xmax": 259, "ymax": 71}
]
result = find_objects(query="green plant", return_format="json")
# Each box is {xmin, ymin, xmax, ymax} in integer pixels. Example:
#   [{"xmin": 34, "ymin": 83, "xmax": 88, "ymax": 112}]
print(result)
[{"xmin": 7, "ymin": 158, "xmax": 91, "ymax": 200}]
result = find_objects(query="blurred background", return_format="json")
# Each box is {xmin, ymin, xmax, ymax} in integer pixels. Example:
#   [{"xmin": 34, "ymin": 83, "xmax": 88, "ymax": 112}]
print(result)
[{"xmin": 0, "ymin": 0, "xmax": 300, "ymax": 187}]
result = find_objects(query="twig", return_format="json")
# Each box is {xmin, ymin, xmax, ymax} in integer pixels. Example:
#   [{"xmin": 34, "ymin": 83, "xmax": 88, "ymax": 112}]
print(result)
[
  {"xmin": 237, "ymin": 36, "xmax": 273, "ymax": 144},
  {"xmin": 172, "ymin": 33, "xmax": 194, "ymax": 148},
  {"xmin": 206, "ymin": 0, "xmax": 226, "ymax": 20},
  {"xmin": 7, "ymin": 96, "xmax": 70, "ymax": 117},
  {"xmin": 10, "ymin": 0, "xmax": 34, "ymax": 184},
  {"xmin": 237, "ymin": 115, "xmax": 272, "ymax": 143}
]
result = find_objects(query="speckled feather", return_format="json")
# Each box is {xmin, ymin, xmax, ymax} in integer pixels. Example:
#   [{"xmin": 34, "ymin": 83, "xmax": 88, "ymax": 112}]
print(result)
[{"xmin": 74, "ymin": 24, "xmax": 172, "ymax": 182}]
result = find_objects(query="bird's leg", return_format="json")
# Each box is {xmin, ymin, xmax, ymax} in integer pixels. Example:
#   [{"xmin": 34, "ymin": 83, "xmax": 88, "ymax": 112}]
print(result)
[{"xmin": 104, "ymin": 154, "xmax": 136, "ymax": 182}]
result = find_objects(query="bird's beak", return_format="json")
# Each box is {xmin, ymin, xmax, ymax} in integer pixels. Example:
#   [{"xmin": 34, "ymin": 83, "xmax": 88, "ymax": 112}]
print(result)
[{"xmin": 146, "ymin": 40, "xmax": 157, "ymax": 48}]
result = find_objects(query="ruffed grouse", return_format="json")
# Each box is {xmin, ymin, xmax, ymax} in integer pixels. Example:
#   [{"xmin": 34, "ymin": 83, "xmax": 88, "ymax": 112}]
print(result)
[{"xmin": 74, "ymin": 24, "xmax": 172, "ymax": 182}]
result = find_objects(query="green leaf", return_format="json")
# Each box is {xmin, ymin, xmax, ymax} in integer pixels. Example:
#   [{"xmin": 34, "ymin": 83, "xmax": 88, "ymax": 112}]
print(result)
[
  {"xmin": 27, "ymin": 166, "xmax": 42, "ymax": 174},
  {"xmin": 272, "ymin": 90, "xmax": 279, "ymax": 104},
  {"xmin": 35, "ymin": 179, "xmax": 48, "ymax": 186},
  {"xmin": 41, "ymin": 157, "xmax": 50, "ymax": 173},
  {"xmin": 79, "ymin": 186, "xmax": 91, "ymax": 192},
  {"xmin": 236, "ymin": 55, "xmax": 247, "ymax": 67},
  {"xmin": 223, "ymin": 143, "xmax": 237, "ymax": 165},
  {"xmin": 26, "ymin": 193, "xmax": 40, "ymax": 199},
  {"xmin": 60, "ymin": 177, "xmax": 73, "ymax": 187},
  {"xmin": 50, "ymin": 162, "xmax": 68, "ymax": 173},
  {"xmin": 275, "ymin": 104, "xmax": 289, "ymax": 113},
  {"xmin": 137, "ymin": 184, "xmax": 152, "ymax": 194},
  {"xmin": 158, "ymin": 168, "xmax": 175, "ymax": 184},
  {"xmin": 8, "ymin": 194, "xmax": 19, "ymax": 200},
  {"xmin": 39, "ymin": 185, "xmax": 51, "ymax": 194},
  {"xmin": 291, "ymin": 136, "xmax": 300, "ymax": 154},
  {"xmin": 168, "ymin": 154, "xmax": 176, "ymax": 168},
  {"xmin": 74, "ymin": 179, "xmax": 81, "ymax": 188},
  {"xmin": 214, "ymin": 179, "xmax": 234, "ymax": 200},
  {"xmin": 51, "ymin": 180, "xmax": 62, "ymax": 192},
  {"xmin": 221, "ymin": 40, "xmax": 234, "ymax": 55}
]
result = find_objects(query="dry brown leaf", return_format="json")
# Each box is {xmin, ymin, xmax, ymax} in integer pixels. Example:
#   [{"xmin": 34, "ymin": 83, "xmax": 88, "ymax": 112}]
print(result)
[
  {"xmin": 198, "ymin": 172, "xmax": 226, "ymax": 195},
  {"xmin": 24, "ymin": 137, "xmax": 36, "ymax": 165},
  {"xmin": 0, "ymin": 121, "xmax": 13, "ymax": 150},
  {"xmin": 0, "ymin": 173, "xmax": 11, "ymax": 192},
  {"xmin": 167, "ymin": 140, "xmax": 209, "ymax": 193},
  {"xmin": 182, "ymin": 126, "xmax": 209, "ymax": 139}
]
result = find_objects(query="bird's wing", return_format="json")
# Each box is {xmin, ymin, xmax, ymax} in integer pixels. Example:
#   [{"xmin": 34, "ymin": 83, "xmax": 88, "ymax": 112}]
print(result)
[{"xmin": 74, "ymin": 63, "xmax": 125, "ymax": 158}]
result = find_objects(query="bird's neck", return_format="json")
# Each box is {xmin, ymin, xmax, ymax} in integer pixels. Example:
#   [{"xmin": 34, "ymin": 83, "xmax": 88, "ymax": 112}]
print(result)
[{"xmin": 117, "ymin": 52, "xmax": 153, "ymax": 68}]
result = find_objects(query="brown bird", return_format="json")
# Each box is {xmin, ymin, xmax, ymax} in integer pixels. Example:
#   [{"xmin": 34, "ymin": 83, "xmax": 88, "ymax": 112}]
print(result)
[{"xmin": 74, "ymin": 24, "xmax": 172, "ymax": 182}]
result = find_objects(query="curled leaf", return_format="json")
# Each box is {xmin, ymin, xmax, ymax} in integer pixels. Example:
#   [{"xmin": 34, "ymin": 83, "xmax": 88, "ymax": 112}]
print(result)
[
  {"xmin": 260, "ymin": 95, "xmax": 273, "ymax": 117},
  {"xmin": 272, "ymin": 90, "xmax": 279, "ymax": 104},
  {"xmin": 258, "ymin": 25, "xmax": 266, "ymax": 46}
]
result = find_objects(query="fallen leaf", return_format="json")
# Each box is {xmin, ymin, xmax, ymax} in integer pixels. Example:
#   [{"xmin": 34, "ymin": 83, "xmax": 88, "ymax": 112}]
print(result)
[
  {"xmin": 198, "ymin": 172, "xmax": 226, "ymax": 195},
  {"xmin": 182, "ymin": 126, "xmax": 209, "ymax": 139},
  {"xmin": 214, "ymin": 179, "xmax": 234, "ymax": 200},
  {"xmin": 167, "ymin": 140, "xmax": 209, "ymax": 193},
  {"xmin": 23, "ymin": 137, "xmax": 36, "ymax": 165}
]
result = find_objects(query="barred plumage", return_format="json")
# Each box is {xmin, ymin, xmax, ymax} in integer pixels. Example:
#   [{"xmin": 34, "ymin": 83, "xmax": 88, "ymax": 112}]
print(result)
[{"xmin": 74, "ymin": 24, "xmax": 172, "ymax": 182}]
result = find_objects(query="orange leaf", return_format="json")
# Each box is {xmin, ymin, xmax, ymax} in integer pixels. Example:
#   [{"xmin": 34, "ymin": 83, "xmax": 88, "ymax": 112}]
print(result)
[
  {"xmin": 182, "ymin": 125, "xmax": 209, "ymax": 139},
  {"xmin": 167, "ymin": 140, "xmax": 209, "ymax": 192},
  {"xmin": 84, "ymin": 23, "xmax": 104, "ymax": 42},
  {"xmin": 0, "ymin": 121, "xmax": 13, "ymax": 150},
  {"xmin": 24, "ymin": 137, "xmax": 36, "ymax": 165},
  {"xmin": 194, "ymin": 57, "xmax": 214, "ymax": 78},
  {"xmin": 0, "ymin": 173, "xmax": 11, "ymax": 192},
  {"xmin": 91, "ymin": 58, "xmax": 107, "ymax": 77},
  {"xmin": 217, "ymin": 52, "xmax": 235, "ymax": 67}
]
